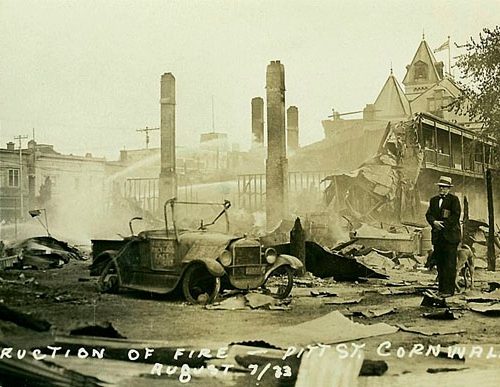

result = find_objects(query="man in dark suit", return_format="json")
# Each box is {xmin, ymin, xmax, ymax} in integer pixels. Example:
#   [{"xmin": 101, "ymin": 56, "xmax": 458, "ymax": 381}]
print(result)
[{"xmin": 425, "ymin": 176, "xmax": 461, "ymax": 296}]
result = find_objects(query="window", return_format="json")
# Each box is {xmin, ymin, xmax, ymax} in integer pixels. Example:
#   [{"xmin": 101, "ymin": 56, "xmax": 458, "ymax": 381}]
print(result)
[
  {"xmin": 8, "ymin": 169, "xmax": 19, "ymax": 187},
  {"xmin": 473, "ymin": 143, "xmax": 484, "ymax": 162},
  {"xmin": 414, "ymin": 61, "xmax": 428, "ymax": 80},
  {"xmin": 423, "ymin": 127, "xmax": 435, "ymax": 149},
  {"xmin": 428, "ymin": 99, "xmax": 435, "ymax": 113},
  {"xmin": 436, "ymin": 131, "xmax": 450, "ymax": 154}
]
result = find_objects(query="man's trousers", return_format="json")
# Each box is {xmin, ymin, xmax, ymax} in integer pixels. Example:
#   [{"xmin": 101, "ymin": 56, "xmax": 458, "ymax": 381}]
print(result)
[{"xmin": 433, "ymin": 240, "xmax": 458, "ymax": 294}]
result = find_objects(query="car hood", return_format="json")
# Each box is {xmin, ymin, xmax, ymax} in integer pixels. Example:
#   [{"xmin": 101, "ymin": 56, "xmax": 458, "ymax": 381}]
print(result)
[{"xmin": 178, "ymin": 231, "xmax": 243, "ymax": 262}]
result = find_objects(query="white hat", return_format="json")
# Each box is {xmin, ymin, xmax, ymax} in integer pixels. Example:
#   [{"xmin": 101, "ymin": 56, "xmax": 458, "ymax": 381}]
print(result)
[{"xmin": 436, "ymin": 176, "xmax": 453, "ymax": 187}]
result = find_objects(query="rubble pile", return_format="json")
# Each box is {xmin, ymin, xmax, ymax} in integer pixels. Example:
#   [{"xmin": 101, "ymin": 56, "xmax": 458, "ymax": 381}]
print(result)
[{"xmin": 0, "ymin": 236, "xmax": 86, "ymax": 270}]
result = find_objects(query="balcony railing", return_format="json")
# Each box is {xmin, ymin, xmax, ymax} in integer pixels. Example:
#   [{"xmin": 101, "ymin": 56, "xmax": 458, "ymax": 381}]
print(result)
[
  {"xmin": 424, "ymin": 149, "xmax": 437, "ymax": 164},
  {"xmin": 473, "ymin": 161, "xmax": 484, "ymax": 174},
  {"xmin": 437, "ymin": 153, "xmax": 451, "ymax": 168}
]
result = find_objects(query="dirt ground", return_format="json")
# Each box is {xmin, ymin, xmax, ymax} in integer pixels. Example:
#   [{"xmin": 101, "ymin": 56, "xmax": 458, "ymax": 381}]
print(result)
[{"xmin": 1, "ymin": 259, "xmax": 500, "ymax": 386}]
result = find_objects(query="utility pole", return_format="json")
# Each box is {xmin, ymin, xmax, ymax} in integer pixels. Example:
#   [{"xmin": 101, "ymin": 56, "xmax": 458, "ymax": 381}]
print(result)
[
  {"xmin": 486, "ymin": 168, "xmax": 496, "ymax": 270},
  {"xmin": 136, "ymin": 126, "xmax": 159, "ymax": 149},
  {"xmin": 14, "ymin": 135, "xmax": 28, "ymax": 220}
]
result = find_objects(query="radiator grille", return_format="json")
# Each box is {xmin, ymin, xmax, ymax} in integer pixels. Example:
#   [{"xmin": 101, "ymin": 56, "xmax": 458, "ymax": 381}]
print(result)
[{"xmin": 234, "ymin": 246, "xmax": 261, "ymax": 266}]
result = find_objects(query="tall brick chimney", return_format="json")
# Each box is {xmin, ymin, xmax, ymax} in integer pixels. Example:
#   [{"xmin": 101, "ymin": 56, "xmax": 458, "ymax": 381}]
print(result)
[
  {"xmin": 159, "ymin": 73, "xmax": 177, "ymax": 208},
  {"xmin": 251, "ymin": 97, "xmax": 264, "ymax": 147},
  {"xmin": 265, "ymin": 60, "xmax": 288, "ymax": 230},
  {"xmin": 287, "ymin": 106, "xmax": 299, "ymax": 152}
]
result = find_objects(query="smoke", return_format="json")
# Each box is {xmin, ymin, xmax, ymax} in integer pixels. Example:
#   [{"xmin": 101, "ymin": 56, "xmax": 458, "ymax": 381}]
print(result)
[{"xmin": 42, "ymin": 180, "xmax": 126, "ymax": 243}]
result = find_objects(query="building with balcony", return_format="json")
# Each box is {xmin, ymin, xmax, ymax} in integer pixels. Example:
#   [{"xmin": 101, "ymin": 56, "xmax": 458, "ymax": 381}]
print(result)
[{"xmin": 248, "ymin": 35, "xmax": 498, "ymax": 222}]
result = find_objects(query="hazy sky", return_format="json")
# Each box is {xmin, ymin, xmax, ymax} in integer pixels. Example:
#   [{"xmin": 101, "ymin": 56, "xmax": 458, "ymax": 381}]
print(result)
[{"xmin": 1, "ymin": 0, "xmax": 499, "ymax": 159}]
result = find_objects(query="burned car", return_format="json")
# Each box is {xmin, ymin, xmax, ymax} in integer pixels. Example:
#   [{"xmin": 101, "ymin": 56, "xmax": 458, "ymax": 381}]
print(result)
[{"xmin": 91, "ymin": 198, "xmax": 303, "ymax": 303}]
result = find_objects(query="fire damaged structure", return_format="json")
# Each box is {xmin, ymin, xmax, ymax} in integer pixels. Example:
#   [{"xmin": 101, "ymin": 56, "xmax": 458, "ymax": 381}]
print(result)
[
  {"xmin": 238, "ymin": 36, "xmax": 499, "ymax": 231},
  {"xmin": 323, "ymin": 112, "xmax": 498, "ymax": 225}
]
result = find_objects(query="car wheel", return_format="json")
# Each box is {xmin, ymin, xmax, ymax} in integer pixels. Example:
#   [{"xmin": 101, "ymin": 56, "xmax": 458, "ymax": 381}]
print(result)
[
  {"xmin": 98, "ymin": 259, "xmax": 120, "ymax": 293},
  {"xmin": 182, "ymin": 264, "xmax": 220, "ymax": 304},
  {"xmin": 264, "ymin": 265, "xmax": 294, "ymax": 299}
]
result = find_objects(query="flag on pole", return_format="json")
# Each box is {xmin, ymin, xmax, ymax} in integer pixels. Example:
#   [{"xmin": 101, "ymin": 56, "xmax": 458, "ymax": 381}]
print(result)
[{"xmin": 434, "ymin": 39, "xmax": 450, "ymax": 53}]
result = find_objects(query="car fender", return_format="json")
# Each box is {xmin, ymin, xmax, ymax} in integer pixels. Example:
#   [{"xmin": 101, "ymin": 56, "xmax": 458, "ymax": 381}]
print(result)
[
  {"xmin": 90, "ymin": 250, "xmax": 118, "ymax": 276},
  {"xmin": 264, "ymin": 254, "xmax": 303, "ymax": 277},
  {"xmin": 184, "ymin": 259, "xmax": 226, "ymax": 277}
]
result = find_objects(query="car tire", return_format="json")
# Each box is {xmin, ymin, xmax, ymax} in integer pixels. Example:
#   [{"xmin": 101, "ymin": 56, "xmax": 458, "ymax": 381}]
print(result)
[
  {"xmin": 91, "ymin": 250, "xmax": 117, "ymax": 276},
  {"xmin": 98, "ymin": 259, "xmax": 121, "ymax": 293},
  {"xmin": 182, "ymin": 264, "xmax": 220, "ymax": 304},
  {"xmin": 265, "ymin": 265, "xmax": 294, "ymax": 299}
]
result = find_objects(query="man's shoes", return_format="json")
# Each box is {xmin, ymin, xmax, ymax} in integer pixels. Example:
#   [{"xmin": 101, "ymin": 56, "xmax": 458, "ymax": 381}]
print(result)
[{"xmin": 437, "ymin": 292, "xmax": 454, "ymax": 298}]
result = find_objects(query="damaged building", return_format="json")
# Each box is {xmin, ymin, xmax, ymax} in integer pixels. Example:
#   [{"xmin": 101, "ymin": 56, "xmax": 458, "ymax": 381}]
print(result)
[
  {"xmin": 238, "ymin": 35, "xmax": 499, "ymax": 228},
  {"xmin": 0, "ymin": 140, "xmax": 107, "ymax": 224},
  {"xmin": 323, "ymin": 113, "xmax": 498, "ymax": 226}
]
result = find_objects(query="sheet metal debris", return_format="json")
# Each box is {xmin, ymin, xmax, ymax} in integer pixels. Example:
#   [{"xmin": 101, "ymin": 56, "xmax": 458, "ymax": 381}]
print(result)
[
  {"xmin": 205, "ymin": 295, "xmax": 247, "ymax": 310},
  {"xmin": 331, "ymin": 238, "xmax": 359, "ymax": 252},
  {"xmin": 293, "ymin": 273, "xmax": 336, "ymax": 288},
  {"xmin": 397, "ymin": 257, "xmax": 418, "ymax": 270},
  {"xmin": 304, "ymin": 241, "xmax": 389, "ymax": 281},
  {"xmin": 206, "ymin": 293, "xmax": 289, "ymax": 311},
  {"xmin": 386, "ymin": 280, "xmax": 412, "ymax": 286},
  {"xmin": 379, "ymin": 287, "xmax": 418, "ymax": 296},
  {"xmin": 253, "ymin": 311, "xmax": 398, "ymax": 347},
  {"xmin": 351, "ymin": 307, "xmax": 396, "ymax": 318},
  {"xmin": 324, "ymin": 297, "xmax": 363, "ymax": 305},
  {"xmin": 422, "ymin": 309, "xmax": 461, "ymax": 320},
  {"xmin": 397, "ymin": 324, "xmax": 466, "ymax": 336},
  {"xmin": 2, "ymin": 236, "xmax": 85, "ymax": 270},
  {"xmin": 466, "ymin": 290, "xmax": 500, "ymax": 303},
  {"xmin": 355, "ymin": 251, "xmax": 395, "ymax": 271},
  {"xmin": 468, "ymin": 303, "xmax": 500, "ymax": 316},
  {"xmin": 245, "ymin": 293, "xmax": 276, "ymax": 309},
  {"xmin": 310, "ymin": 290, "xmax": 338, "ymax": 297}
]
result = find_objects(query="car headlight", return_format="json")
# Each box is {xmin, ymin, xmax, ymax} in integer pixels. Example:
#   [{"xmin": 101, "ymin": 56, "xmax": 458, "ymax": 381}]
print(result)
[
  {"xmin": 219, "ymin": 250, "xmax": 233, "ymax": 266},
  {"xmin": 264, "ymin": 248, "xmax": 278, "ymax": 264}
]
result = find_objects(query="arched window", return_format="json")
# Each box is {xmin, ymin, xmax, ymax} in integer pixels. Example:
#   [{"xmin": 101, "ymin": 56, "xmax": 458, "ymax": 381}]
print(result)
[{"xmin": 414, "ymin": 61, "xmax": 428, "ymax": 80}]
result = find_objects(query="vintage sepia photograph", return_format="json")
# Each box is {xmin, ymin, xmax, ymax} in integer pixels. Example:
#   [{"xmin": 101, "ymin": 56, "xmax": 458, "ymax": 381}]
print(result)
[{"xmin": 1, "ymin": 0, "xmax": 499, "ymax": 385}]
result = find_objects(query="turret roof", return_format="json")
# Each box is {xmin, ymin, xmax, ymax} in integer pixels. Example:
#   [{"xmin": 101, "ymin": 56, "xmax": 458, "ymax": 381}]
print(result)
[
  {"xmin": 374, "ymin": 71, "xmax": 411, "ymax": 118},
  {"xmin": 403, "ymin": 38, "xmax": 443, "ymax": 85}
]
